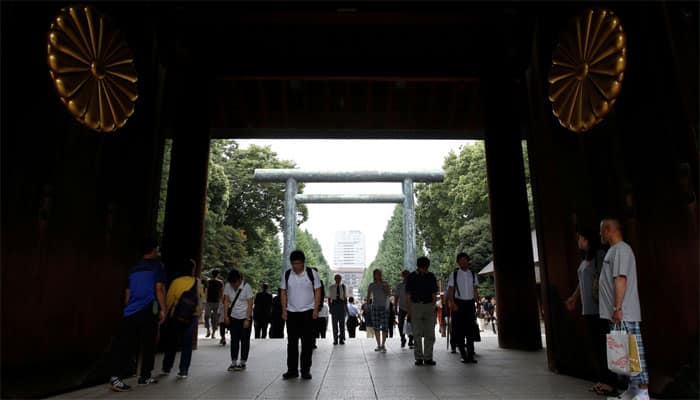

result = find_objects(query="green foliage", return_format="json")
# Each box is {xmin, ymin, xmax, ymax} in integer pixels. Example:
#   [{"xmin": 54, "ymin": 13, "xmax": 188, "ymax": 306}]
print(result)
[
  {"xmin": 239, "ymin": 233, "xmax": 282, "ymax": 292},
  {"xmin": 296, "ymin": 228, "xmax": 332, "ymax": 286},
  {"xmin": 156, "ymin": 139, "xmax": 172, "ymax": 238},
  {"xmin": 221, "ymin": 142, "xmax": 308, "ymax": 253},
  {"xmin": 415, "ymin": 142, "xmax": 495, "ymax": 294}
]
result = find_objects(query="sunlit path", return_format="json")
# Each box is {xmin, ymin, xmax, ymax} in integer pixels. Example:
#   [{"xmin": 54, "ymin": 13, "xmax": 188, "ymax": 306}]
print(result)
[{"xmin": 53, "ymin": 327, "xmax": 597, "ymax": 400}]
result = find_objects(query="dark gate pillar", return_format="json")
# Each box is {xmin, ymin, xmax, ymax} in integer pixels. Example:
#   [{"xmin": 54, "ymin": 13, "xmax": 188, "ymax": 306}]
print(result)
[
  {"xmin": 482, "ymin": 63, "xmax": 542, "ymax": 351},
  {"xmin": 160, "ymin": 68, "xmax": 210, "ymax": 278}
]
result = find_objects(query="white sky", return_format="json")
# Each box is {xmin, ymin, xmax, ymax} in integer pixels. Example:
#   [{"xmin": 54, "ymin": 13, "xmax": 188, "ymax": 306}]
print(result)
[{"xmin": 236, "ymin": 139, "xmax": 474, "ymax": 269}]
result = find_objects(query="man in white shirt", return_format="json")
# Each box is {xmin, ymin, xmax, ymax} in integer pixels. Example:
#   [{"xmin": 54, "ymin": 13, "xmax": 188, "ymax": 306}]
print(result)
[
  {"xmin": 280, "ymin": 250, "xmax": 321, "ymax": 380},
  {"xmin": 448, "ymin": 252, "xmax": 479, "ymax": 364},
  {"xmin": 327, "ymin": 274, "xmax": 347, "ymax": 345}
]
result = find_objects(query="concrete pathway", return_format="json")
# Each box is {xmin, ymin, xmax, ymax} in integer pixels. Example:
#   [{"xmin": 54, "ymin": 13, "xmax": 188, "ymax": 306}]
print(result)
[{"xmin": 53, "ymin": 327, "xmax": 598, "ymax": 400}]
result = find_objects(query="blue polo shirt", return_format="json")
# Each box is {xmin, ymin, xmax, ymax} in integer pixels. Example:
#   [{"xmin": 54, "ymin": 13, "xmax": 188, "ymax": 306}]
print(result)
[{"xmin": 123, "ymin": 259, "xmax": 167, "ymax": 317}]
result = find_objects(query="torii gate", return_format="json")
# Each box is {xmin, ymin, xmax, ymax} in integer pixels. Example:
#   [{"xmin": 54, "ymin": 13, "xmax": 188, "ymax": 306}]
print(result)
[{"xmin": 253, "ymin": 169, "xmax": 444, "ymax": 272}]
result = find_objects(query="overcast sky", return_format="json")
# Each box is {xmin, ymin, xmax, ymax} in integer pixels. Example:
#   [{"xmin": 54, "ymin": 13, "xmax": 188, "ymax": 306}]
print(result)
[{"xmin": 236, "ymin": 139, "xmax": 474, "ymax": 269}]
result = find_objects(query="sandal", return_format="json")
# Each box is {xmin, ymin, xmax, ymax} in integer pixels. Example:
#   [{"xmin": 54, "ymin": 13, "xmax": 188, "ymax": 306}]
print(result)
[{"xmin": 592, "ymin": 384, "xmax": 617, "ymax": 396}]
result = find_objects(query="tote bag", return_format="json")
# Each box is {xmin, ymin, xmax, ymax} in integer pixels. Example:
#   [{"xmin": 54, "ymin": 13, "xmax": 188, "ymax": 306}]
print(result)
[{"xmin": 606, "ymin": 323, "xmax": 641, "ymax": 376}]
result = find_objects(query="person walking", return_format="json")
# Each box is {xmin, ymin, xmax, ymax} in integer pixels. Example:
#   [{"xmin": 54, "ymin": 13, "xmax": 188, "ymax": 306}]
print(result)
[
  {"xmin": 223, "ymin": 269, "xmax": 254, "ymax": 372},
  {"xmin": 565, "ymin": 227, "xmax": 618, "ymax": 396},
  {"xmin": 346, "ymin": 297, "xmax": 360, "ymax": 338},
  {"xmin": 327, "ymin": 274, "xmax": 348, "ymax": 345},
  {"xmin": 107, "ymin": 238, "xmax": 166, "ymax": 392},
  {"xmin": 367, "ymin": 269, "xmax": 391, "ymax": 353},
  {"xmin": 448, "ymin": 252, "xmax": 479, "ymax": 364},
  {"xmin": 161, "ymin": 259, "xmax": 201, "ymax": 379},
  {"xmin": 394, "ymin": 270, "xmax": 413, "ymax": 348},
  {"xmin": 599, "ymin": 218, "xmax": 650, "ymax": 400},
  {"xmin": 281, "ymin": 250, "xmax": 321, "ymax": 380},
  {"xmin": 406, "ymin": 256, "xmax": 438, "ymax": 366},
  {"xmin": 317, "ymin": 299, "xmax": 330, "ymax": 339},
  {"xmin": 204, "ymin": 270, "xmax": 224, "ymax": 340},
  {"xmin": 253, "ymin": 283, "xmax": 273, "ymax": 339},
  {"xmin": 269, "ymin": 288, "xmax": 285, "ymax": 338}
]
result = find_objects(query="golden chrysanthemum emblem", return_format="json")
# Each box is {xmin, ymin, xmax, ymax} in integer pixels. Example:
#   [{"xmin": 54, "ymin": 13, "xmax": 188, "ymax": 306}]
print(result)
[
  {"xmin": 549, "ymin": 9, "xmax": 626, "ymax": 133},
  {"xmin": 47, "ymin": 4, "xmax": 137, "ymax": 132}
]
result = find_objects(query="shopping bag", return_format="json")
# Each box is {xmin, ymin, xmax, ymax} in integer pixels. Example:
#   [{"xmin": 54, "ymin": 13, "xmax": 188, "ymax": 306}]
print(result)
[
  {"xmin": 367, "ymin": 326, "xmax": 375, "ymax": 339},
  {"xmin": 606, "ymin": 323, "xmax": 640, "ymax": 376},
  {"xmin": 404, "ymin": 320, "xmax": 413, "ymax": 336},
  {"xmin": 628, "ymin": 334, "xmax": 642, "ymax": 374}
]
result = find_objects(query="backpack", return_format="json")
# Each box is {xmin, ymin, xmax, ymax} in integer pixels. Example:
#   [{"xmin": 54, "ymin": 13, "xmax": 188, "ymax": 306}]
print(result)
[
  {"xmin": 453, "ymin": 268, "xmax": 477, "ymax": 298},
  {"xmin": 285, "ymin": 267, "xmax": 323, "ymax": 311},
  {"xmin": 171, "ymin": 280, "xmax": 198, "ymax": 325}
]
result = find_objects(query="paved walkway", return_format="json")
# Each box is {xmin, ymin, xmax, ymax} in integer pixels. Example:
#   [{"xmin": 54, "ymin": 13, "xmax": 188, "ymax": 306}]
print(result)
[{"xmin": 54, "ymin": 327, "xmax": 598, "ymax": 400}]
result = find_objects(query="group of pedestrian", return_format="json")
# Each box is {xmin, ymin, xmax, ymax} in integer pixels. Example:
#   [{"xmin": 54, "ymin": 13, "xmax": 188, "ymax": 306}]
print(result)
[{"xmin": 565, "ymin": 218, "xmax": 650, "ymax": 400}]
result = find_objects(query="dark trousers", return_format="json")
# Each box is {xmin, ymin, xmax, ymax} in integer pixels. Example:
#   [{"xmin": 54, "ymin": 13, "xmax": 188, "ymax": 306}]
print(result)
[
  {"xmin": 109, "ymin": 306, "xmax": 158, "ymax": 380},
  {"xmin": 453, "ymin": 299, "xmax": 477, "ymax": 359},
  {"xmin": 585, "ymin": 315, "xmax": 618, "ymax": 386},
  {"xmin": 346, "ymin": 316, "xmax": 359, "ymax": 338},
  {"xmin": 286, "ymin": 310, "xmax": 315, "ymax": 373},
  {"xmin": 398, "ymin": 309, "xmax": 413, "ymax": 343},
  {"xmin": 317, "ymin": 317, "xmax": 328, "ymax": 338},
  {"xmin": 254, "ymin": 317, "xmax": 269, "ymax": 338},
  {"xmin": 269, "ymin": 316, "xmax": 285, "ymax": 338},
  {"xmin": 330, "ymin": 302, "xmax": 346, "ymax": 341},
  {"xmin": 162, "ymin": 317, "xmax": 197, "ymax": 374},
  {"xmin": 229, "ymin": 318, "xmax": 252, "ymax": 361}
]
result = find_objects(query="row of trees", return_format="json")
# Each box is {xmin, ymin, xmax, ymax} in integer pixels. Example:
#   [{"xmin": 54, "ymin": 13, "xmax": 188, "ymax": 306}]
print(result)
[
  {"xmin": 359, "ymin": 141, "xmax": 533, "ymax": 299},
  {"xmin": 157, "ymin": 140, "xmax": 331, "ymax": 292}
]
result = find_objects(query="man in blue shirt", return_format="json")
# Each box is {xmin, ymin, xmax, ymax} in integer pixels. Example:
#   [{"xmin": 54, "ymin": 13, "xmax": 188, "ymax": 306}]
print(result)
[{"xmin": 108, "ymin": 238, "xmax": 167, "ymax": 392}]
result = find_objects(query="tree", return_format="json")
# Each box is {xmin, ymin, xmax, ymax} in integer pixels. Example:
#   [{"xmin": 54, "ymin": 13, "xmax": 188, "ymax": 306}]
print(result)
[
  {"xmin": 239, "ymin": 233, "xmax": 282, "ymax": 292},
  {"xmin": 222, "ymin": 143, "xmax": 308, "ymax": 254},
  {"xmin": 359, "ymin": 205, "xmax": 406, "ymax": 297},
  {"xmin": 415, "ymin": 142, "xmax": 494, "ymax": 291}
]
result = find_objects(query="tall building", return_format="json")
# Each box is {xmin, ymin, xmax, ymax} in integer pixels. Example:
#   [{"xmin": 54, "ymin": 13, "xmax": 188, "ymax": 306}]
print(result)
[
  {"xmin": 333, "ymin": 230, "xmax": 366, "ymax": 268},
  {"xmin": 333, "ymin": 230, "xmax": 366, "ymax": 299}
]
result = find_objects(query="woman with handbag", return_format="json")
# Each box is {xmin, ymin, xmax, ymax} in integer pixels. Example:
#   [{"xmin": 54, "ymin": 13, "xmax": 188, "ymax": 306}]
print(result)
[{"xmin": 223, "ymin": 269, "xmax": 254, "ymax": 372}]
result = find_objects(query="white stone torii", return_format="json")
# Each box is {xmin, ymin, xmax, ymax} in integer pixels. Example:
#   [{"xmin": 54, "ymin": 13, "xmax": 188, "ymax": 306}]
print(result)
[{"xmin": 253, "ymin": 169, "xmax": 444, "ymax": 272}]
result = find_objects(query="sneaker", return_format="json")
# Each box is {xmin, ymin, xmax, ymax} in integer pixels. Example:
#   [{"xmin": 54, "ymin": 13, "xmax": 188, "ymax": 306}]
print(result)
[
  {"xmin": 381, "ymin": 346, "xmax": 387, "ymax": 353},
  {"xmin": 137, "ymin": 377, "xmax": 158, "ymax": 385},
  {"xmin": 461, "ymin": 357, "xmax": 478, "ymax": 364},
  {"xmin": 374, "ymin": 347, "xmax": 381, "ymax": 351},
  {"xmin": 282, "ymin": 371, "xmax": 299, "ymax": 380},
  {"xmin": 176, "ymin": 373, "xmax": 188, "ymax": 379},
  {"xmin": 612, "ymin": 388, "xmax": 638, "ymax": 400},
  {"xmin": 239, "ymin": 363, "xmax": 247, "ymax": 370},
  {"xmin": 339, "ymin": 340, "xmax": 345, "ymax": 345},
  {"xmin": 632, "ymin": 391, "xmax": 650, "ymax": 400},
  {"xmin": 227, "ymin": 364, "xmax": 236, "ymax": 372},
  {"xmin": 110, "ymin": 378, "xmax": 131, "ymax": 392},
  {"xmin": 414, "ymin": 359, "xmax": 424, "ymax": 366},
  {"xmin": 233, "ymin": 363, "xmax": 243, "ymax": 371},
  {"xmin": 424, "ymin": 360, "xmax": 436, "ymax": 366}
]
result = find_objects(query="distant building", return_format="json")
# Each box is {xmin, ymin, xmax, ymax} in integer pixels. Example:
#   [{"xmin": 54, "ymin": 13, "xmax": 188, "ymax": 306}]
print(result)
[
  {"xmin": 333, "ymin": 230, "xmax": 366, "ymax": 299},
  {"xmin": 333, "ymin": 230, "xmax": 366, "ymax": 268}
]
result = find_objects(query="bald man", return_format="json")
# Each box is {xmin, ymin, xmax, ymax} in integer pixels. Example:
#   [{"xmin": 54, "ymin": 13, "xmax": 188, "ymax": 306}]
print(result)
[{"xmin": 599, "ymin": 218, "xmax": 649, "ymax": 400}]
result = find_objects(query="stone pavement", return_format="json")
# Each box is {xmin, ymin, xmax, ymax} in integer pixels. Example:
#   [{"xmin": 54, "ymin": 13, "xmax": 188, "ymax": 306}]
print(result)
[{"xmin": 53, "ymin": 326, "xmax": 599, "ymax": 400}]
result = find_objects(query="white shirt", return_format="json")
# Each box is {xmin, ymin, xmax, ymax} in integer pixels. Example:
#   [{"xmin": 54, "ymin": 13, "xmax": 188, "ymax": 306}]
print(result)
[
  {"xmin": 347, "ymin": 303, "xmax": 359, "ymax": 317},
  {"xmin": 448, "ymin": 268, "xmax": 479, "ymax": 300},
  {"xmin": 280, "ymin": 267, "xmax": 321, "ymax": 312},
  {"xmin": 224, "ymin": 282, "xmax": 254, "ymax": 320},
  {"xmin": 327, "ymin": 283, "xmax": 347, "ymax": 302}
]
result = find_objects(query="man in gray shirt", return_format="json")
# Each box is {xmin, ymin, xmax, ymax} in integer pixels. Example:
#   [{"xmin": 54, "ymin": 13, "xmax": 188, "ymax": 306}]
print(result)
[
  {"xmin": 394, "ymin": 270, "xmax": 413, "ymax": 348},
  {"xmin": 599, "ymin": 218, "xmax": 649, "ymax": 400}
]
